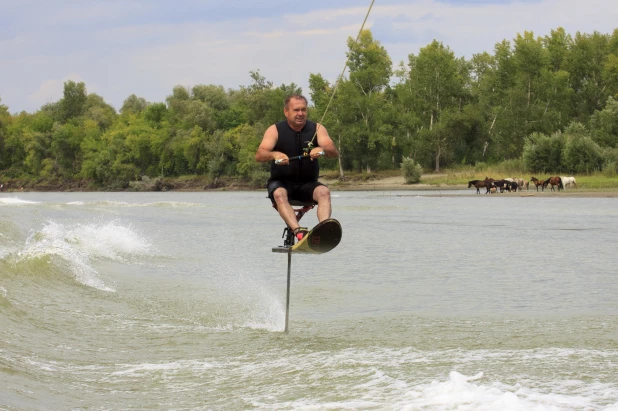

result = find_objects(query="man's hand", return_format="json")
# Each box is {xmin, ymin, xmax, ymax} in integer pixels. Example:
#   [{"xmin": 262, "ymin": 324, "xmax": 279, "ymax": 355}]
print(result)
[
  {"xmin": 274, "ymin": 154, "xmax": 290, "ymax": 165},
  {"xmin": 309, "ymin": 148, "xmax": 325, "ymax": 160}
]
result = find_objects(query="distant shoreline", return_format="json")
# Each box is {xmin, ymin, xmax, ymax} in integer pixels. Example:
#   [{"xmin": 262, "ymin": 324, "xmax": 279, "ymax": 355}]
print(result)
[
  {"xmin": 1, "ymin": 176, "xmax": 616, "ymax": 198},
  {"xmin": 319, "ymin": 176, "xmax": 618, "ymax": 198}
]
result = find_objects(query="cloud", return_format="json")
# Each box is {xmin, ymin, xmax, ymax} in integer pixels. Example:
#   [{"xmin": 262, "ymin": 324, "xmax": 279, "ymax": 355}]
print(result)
[
  {"xmin": 1, "ymin": 0, "xmax": 617, "ymax": 113},
  {"xmin": 27, "ymin": 73, "xmax": 94, "ymax": 108}
]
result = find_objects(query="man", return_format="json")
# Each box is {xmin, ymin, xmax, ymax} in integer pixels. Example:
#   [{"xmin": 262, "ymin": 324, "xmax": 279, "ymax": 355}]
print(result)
[{"xmin": 255, "ymin": 94, "xmax": 339, "ymax": 240}]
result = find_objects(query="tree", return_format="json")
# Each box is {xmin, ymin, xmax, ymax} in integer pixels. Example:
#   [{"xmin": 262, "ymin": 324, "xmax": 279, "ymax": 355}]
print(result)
[
  {"xmin": 144, "ymin": 102, "xmax": 168, "ymax": 128},
  {"xmin": 0, "ymin": 98, "xmax": 11, "ymax": 170},
  {"xmin": 340, "ymin": 29, "xmax": 392, "ymax": 172},
  {"xmin": 85, "ymin": 93, "xmax": 117, "ymax": 130},
  {"xmin": 408, "ymin": 40, "xmax": 467, "ymax": 171},
  {"xmin": 563, "ymin": 134, "xmax": 603, "ymax": 173},
  {"xmin": 308, "ymin": 73, "xmax": 346, "ymax": 178},
  {"xmin": 237, "ymin": 71, "xmax": 302, "ymax": 129},
  {"xmin": 59, "ymin": 81, "xmax": 88, "ymax": 122},
  {"xmin": 522, "ymin": 131, "xmax": 565, "ymax": 173},
  {"xmin": 121, "ymin": 94, "xmax": 148, "ymax": 116},
  {"xmin": 51, "ymin": 122, "xmax": 82, "ymax": 175},
  {"xmin": 590, "ymin": 96, "xmax": 618, "ymax": 147},
  {"xmin": 565, "ymin": 31, "xmax": 612, "ymax": 120},
  {"xmin": 501, "ymin": 32, "xmax": 550, "ymax": 152},
  {"xmin": 166, "ymin": 85, "xmax": 192, "ymax": 128},
  {"xmin": 191, "ymin": 85, "xmax": 230, "ymax": 111},
  {"xmin": 544, "ymin": 27, "xmax": 571, "ymax": 72}
]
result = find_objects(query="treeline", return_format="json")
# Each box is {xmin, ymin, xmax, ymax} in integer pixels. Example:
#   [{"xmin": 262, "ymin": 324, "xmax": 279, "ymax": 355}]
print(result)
[{"xmin": 1, "ymin": 27, "xmax": 618, "ymax": 189}]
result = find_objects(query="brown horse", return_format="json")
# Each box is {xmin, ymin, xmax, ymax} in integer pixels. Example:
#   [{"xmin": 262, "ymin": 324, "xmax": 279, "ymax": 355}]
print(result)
[
  {"xmin": 543, "ymin": 176, "xmax": 564, "ymax": 191},
  {"xmin": 468, "ymin": 179, "xmax": 493, "ymax": 194},
  {"xmin": 530, "ymin": 177, "xmax": 545, "ymax": 192}
]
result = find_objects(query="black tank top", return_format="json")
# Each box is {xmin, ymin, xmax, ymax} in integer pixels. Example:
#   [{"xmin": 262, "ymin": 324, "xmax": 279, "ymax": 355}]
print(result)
[{"xmin": 269, "ymin": 120, "xmax": 319, "ymax": 183}]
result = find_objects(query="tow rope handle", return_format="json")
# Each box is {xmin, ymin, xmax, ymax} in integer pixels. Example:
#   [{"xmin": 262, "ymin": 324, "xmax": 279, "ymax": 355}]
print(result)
[{"xmin": 274, "ymin": 151, "xmax": 324, "ymax": 165}]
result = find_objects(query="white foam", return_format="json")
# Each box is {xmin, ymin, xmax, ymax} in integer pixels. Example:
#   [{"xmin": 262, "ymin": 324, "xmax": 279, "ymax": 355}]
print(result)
[
  {"xmin": 242, "ymin": 346, "xmax": 618, "ymax": 410},
  {"xmin": 230, "ymin": 275, "xmax": 285, "ymax": 332},
  {"xmin": 84, "ymin": 201, "xmax": 201, "ymax": 208},
  {"xmin": 241, "ymin": 296, "xmax": 285, "ymax": 332},
  {"xmin": 145, "ymin": 201, "xmax": 202, "ymax": 208},
  {"xmin": 391, "ymin": 370, "xmax": 599, "ymax": 410},
  {"xmin": 0, "ymin": 197, "xmax": 39, "ymax": 206},
  {"xmin": 110, "ymin": 360, "xmax": 214, "ymax": 377},
  {"xmin": 17, "ymin": 220, "xmax": 152, "ymax": 292}
]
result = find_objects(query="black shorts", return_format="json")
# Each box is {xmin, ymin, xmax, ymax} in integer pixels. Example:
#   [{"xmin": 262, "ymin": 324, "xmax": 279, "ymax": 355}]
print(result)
[{"xmin": 267, "ymin": 180, "xmax": 325, "ymax": 204}]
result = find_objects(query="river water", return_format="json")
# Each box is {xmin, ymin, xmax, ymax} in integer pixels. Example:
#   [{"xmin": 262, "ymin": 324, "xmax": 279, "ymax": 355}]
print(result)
[{"xmin": 1, "ymin": 191, "xmax": 617, "ymax": 410}]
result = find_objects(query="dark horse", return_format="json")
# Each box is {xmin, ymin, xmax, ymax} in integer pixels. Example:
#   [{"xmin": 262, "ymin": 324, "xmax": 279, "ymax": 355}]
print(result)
[
  {"xmin": 493, "ymin": 179, "xmax": 518, "ymax": 193},
  {"xmin": 468, "ymin": 178, "xmax": 493, "ymax": 194},
  {"xmin": 543, "ymin": 176, "xmax": 564, "ymax": 191},
  {"xmin": 530, "ymin": 177, "xmax": 545, "ymax": 192}
]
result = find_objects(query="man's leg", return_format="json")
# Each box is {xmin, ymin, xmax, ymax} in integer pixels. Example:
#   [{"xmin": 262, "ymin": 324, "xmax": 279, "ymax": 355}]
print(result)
[
  {"xmin": 272, "ymin": 187, "xmax": 301, "ymax": 231},
  {"xmin": 313, "ymin": 185, "xmax": 332, "ymax": 222}
]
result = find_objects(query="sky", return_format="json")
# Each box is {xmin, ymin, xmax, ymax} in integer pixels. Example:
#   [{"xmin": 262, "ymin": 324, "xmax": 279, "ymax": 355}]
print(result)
[{"xmin": 1, "ymin": 0, "xmax": 617, "ymax": 113}]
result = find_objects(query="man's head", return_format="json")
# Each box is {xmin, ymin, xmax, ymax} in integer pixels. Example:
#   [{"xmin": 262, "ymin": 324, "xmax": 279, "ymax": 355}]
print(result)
[{"xmin": 284, "ymin": 94, "xmax": 308, "ymax": 130}]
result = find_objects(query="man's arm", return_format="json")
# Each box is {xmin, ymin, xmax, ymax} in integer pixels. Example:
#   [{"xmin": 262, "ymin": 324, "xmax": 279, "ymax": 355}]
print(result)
[
  {"xmin": 309, "ymin": 124, "xmax": 339, "ymax": 159},
  {"xmin": 256, "ymin": 125, "xmax": 288, "ymax": 164}
]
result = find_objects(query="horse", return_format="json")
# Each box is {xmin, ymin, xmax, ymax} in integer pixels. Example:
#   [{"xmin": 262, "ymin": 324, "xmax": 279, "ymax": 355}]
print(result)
[
  {"xmin": 523, "ymin": 180, "xmax": 529, "ymax": 191},
  {"xmin": 513, "ymin": 178, "xmax": 525, "ymax": 190},
  {"xmin": 530, "ymin": 177, "xmax": 545, "ymax": 192},
  {"xmin": 504, "ymin": 179, "xmax": 518, "ymax": 192},
  {"xmin": 484, "ymin": 177, "xmax": 496, "ymax": 194},
  {"xmin": 493, "ymin": 179, "xmax": 517, "ymax": 193},
  {"xmin": 468, "ymin": 179, "xmax": 492, "ymax": 194},
  {"xmin": 543, "ymin": 176, "xmax": 563, "ymax": 191},
  {"xmin": 561, "ymin": 176, "xmax": 577, "ymax": 189}
]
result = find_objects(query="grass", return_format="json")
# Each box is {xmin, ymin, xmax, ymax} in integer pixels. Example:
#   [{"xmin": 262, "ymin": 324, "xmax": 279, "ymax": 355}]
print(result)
[
  {"xmin": 407, "ymin": 163, "xmax": 618, "ymax": 190},
  {"xmin": 322, "ymin": 165, "xmax": 618, "ymax": 190},
  {"xmin": 571, "ymin": 175, "xmax": 618, "ymax": 190},
  {"xmin": 320, "ymin": 168, "xmax": 402, "ymax": 182},
  {"xmin": 5, "ymin": 166, "xmax": 618, "ymax": 191}
]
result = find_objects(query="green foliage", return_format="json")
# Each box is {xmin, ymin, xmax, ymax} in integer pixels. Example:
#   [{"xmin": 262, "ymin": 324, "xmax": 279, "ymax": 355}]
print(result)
[
  {"xmin": 2, "ymin": 27, "xmax": 618, "ymax": 189},
  {"xmin": 347, "ymin": 30, "xmax": 392, "ymax": 95},
  {"xmin": 563, "ymin": 134, "xmax": 604, "ymax": 173},
  {"xmin": 496, "ymin": 158, "xmax": 526, "ymax": 174},
  {"xmin": 522, "ymin": 131, "xmax": 566, "ymax": 172},
  {"xmin": 121, "ymin": 94, "xmax": 148, "ymax": 116},
  {"xmin": 590, "ymin": 96, "xmax": 618, "ymax": 147},
  {"xmin": 602, "ymin": 161, "xmax": 617, "ymax": 177},
  {"xmin": 400, "ymin": 157, "xmax": 423, "ymax": 184},
  {"xmin": 144, "ymin": 103, "xmax": 168, "ymax": 127},
  {"xmin": 59, "ymin": 81, "xmax": 88, "ymax": 122}
]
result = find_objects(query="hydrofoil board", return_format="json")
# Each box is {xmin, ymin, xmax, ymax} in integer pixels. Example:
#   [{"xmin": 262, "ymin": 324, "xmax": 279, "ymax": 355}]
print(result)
[{"xmin": 290, "ymin": 218, "xmax": 342, "ymax": 254}]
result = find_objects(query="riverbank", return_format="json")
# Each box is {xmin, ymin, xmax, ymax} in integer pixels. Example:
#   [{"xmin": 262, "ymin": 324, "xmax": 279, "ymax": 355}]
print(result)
[
  {"xmin": 319, "ymin": 175, "xmax": 618, "ymax": 197},
  {"xmin": 1, "ymin": 173, "xmax": 617, "ymax": 198}
]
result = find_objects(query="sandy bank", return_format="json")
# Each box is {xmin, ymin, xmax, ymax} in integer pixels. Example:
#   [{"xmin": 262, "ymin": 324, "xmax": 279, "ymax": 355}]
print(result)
[{"xmin": 320, "ymin": 175, "xmax": 618, "ymax": 198}]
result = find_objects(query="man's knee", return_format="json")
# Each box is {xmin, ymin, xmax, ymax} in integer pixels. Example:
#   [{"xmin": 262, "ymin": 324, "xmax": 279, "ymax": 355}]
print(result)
[
  {"xmin": 313, "ymin": 185, "xmax": 330, "ymax": 202},
  {"xmin": 272, "ymin": 187, "xmax": 289, "ymax": 204}
]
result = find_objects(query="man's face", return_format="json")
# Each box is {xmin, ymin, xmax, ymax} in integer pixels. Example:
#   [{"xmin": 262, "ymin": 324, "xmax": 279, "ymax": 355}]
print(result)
[{"xmin": 284, "ymin": 98, "xmax": 307, "ymax": 129}]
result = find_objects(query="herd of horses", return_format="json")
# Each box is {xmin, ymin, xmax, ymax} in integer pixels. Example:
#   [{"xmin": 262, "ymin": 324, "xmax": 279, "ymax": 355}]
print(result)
[{"xmin": 468, "ymin": 176, "xmax": 578, "ymax": 194}]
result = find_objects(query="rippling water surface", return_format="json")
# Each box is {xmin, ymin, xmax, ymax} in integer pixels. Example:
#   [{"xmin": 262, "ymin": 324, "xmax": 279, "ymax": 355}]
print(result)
[{"xmin": 1, "ymin": 191, "xmax": 617, "ymax": 410}]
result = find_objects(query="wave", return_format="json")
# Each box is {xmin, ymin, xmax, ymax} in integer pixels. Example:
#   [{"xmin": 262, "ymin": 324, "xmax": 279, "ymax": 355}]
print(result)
[
  {"xmin": 235, "ymin": 347, "xmax": 618, "ymax": 410},
  {"xmin": 64, "ymin": 200, "xmax": 204, "ymax": 208},
  {"xmin": 0, "ymin": 196, "xmax": 39, "ymax": 206},
  {"xmin": 42, "ymin": 346, "xmax": 617, "ymax": 410},
  {"xmin": 4, "ymin": 219, "xmax": 153, "ymax": 291}
]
